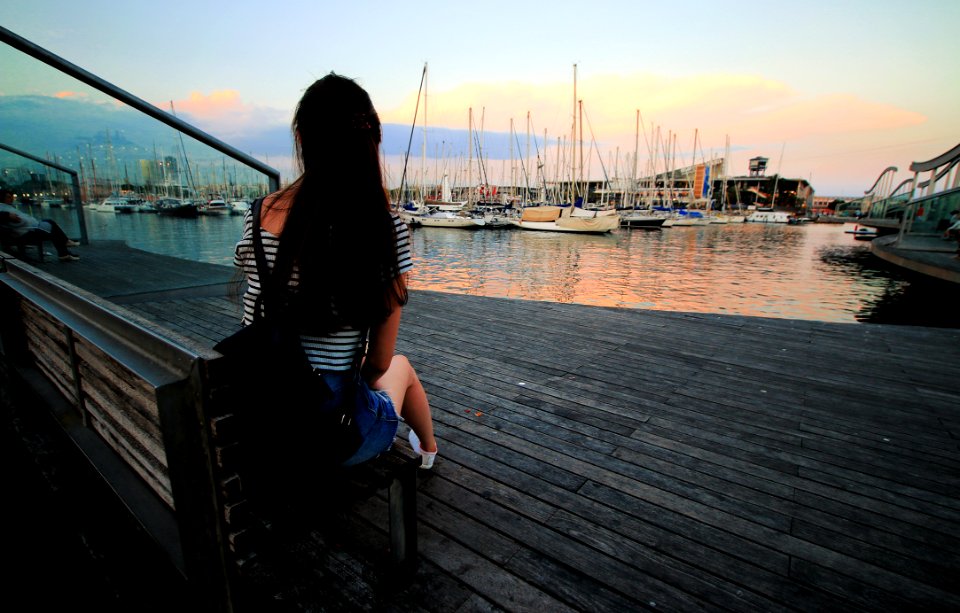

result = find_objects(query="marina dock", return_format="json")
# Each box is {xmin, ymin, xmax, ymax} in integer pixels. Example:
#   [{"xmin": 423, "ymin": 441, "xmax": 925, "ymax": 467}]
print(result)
[
  {"xmin": 871, "ymin": 234, "xmax": 960, "ymax": 284},
  {"xmin": 3, "ymin": 241, "xmax": 960, "ymax": 611}
]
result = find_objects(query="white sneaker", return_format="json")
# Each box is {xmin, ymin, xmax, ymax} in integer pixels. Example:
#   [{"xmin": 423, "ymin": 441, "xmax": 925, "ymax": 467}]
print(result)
[{"xmin": 408, "ymin": 429, "xmax": 437, "ymax": 470}]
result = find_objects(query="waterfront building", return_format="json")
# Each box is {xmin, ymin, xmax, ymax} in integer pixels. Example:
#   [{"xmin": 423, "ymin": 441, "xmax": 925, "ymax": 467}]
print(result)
[{"xmin": 811, "ymin": 195, "xmax": 852, "ymax": 215}]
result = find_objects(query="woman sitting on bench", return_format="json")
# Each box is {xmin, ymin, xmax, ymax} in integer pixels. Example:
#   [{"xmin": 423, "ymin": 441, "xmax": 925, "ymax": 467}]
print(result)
[
  {"xmin": 0, "ymin": 188, "xmax": 80, "ymax": 261},
  {"xmin": 231, "ymin": 74, "xmax": 438, "ymax": 469}
]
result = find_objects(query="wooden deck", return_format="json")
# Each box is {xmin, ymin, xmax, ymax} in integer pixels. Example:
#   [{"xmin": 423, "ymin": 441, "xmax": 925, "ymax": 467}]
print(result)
[{"xmin": 11, "ymin": 241, "xmax": 960, "ymax": 611}]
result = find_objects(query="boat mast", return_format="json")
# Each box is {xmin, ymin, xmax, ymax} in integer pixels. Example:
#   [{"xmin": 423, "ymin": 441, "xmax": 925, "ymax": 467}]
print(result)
[
  {"xmin": 467, "ymin": 107, "xmax": 473, "ymax": 206},
  {"xmin": 541, "ymin": 128, "xmax": 548, "ymax": 203},
  {"xmin": 632, "ymin": 110, "xmax": 639, "ymax": 208},
  {"xmin": 721, "ymin": 134, "xmax": 730, "ymax": 212},
  {"xmin": 692, "ymin": 128, "xmax": 699, "ymax": 207},
  {"xmin": 555, "ymin": 136, "xmax": 562, "ymax": 204},
  {"xmin": 397, "ymin": 63, "xmax": 427, "ymax": 207},
  {"xmin": 509, "ymin": 117, "xmax": 515, "ymax": 201},
  {"xmin": 771, "ymin": 141, "xmax": 785, "ymax": 208},
  {"xmin": 579, "ymin": 99, "xmax": 584, "ymax": 204},
  {"xmin": 481, "ymin": 107, "xmax": 487, "ymax": 200},
  {"xmin": 526, "ymin": 111, "xmax": 531, "ymax": 204},
  {"xmin": 571, "ymin": 63, "xmax": 577, "ymax": 204},
  {"xmin": 421, "ymin": 62, "xmax": 427, "ymax": 204},
  {"xmin": 170, "ymin": 101, "xmax": 197, "ymax": 201}
]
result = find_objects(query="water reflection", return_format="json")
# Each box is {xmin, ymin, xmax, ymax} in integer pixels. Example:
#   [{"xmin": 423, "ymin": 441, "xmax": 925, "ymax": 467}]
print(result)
[
  {"xmin": 30, "ymin": 205, "xmax": 958, "ymax": 326},
  {"xmin": 407, "ymin": 223, "xmax": 908, "ymax": 323}
]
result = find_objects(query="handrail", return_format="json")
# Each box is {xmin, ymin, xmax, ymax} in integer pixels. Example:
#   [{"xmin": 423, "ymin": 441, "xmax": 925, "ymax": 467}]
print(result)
[
  {"xmin": 1, "ymin": 257, "xmax": 212, "ymax": 387},
  {"xmin": 909, "ymin": 142, "xmax": 960, "ymax": 173},
  {"xmin": 0, "ymin": 25, "xmax": 280, "ymax": 193},
  {"xmin": 905, "ymin": 184, "xmax": 960, "ymax": 206},
  {"xmin": 0, "ymin": 141, "xmax": 89, "ymax": 244},
  {"xmin": 888, "ymin": 177, "xmax": 914, "ymax": 198},
  {"xmin": 864, "ymin": 166, "xmax": 897, "ymax": 195},
  {"xmin": 916, "ymin": 158, "xmax": 959, "ymax": 189}
]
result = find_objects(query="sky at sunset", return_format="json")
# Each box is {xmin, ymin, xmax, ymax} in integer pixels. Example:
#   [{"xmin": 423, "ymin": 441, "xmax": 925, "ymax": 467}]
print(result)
[{"xmin": 3, "ymin": 0, "xmax": 959, "ymax": 197}]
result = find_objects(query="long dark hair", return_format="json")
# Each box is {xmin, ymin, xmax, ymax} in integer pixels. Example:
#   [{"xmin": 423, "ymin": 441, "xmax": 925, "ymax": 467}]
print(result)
[{"xmin": 272, "ymin": 73, "xmax": 407, "ymax": 333}]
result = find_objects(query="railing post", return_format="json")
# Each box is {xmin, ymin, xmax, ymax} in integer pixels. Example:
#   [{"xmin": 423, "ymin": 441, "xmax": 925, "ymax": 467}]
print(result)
[
  {"xmin": 70, "ymin": 173, "xmax": 89, "ymax": 244},
  {"xmin": 897, "ymin": 202, "xmax": 913, "ymax": 245}
]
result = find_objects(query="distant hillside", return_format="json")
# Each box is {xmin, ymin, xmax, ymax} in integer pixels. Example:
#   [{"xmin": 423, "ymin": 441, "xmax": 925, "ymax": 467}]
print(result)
[
  {"xmin": 0, "ymin": 95, "xmax": 282, "ymax": 171},
  {"xmin": 1, "ymin": 95, "xmax": 170, "ymax": 157},
  {"xmin": 0, "ymin": 95, "xmax": 515, "ymax": 177}
]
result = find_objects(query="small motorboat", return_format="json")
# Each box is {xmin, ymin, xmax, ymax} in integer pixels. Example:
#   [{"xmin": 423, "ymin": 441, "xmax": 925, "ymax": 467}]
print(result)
[{"xmin": 845, "ymin": 225, "xmax": 878, "ymax": 241}]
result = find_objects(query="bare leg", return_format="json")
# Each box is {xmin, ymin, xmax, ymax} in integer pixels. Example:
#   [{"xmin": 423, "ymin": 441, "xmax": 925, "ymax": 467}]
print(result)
[{"xmin": 373, "ymin": 355, "xmax": 437, "ymax": 453}]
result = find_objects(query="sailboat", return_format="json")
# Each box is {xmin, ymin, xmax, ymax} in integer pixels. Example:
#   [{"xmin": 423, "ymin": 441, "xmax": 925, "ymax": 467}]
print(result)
[
  {"xmin": 510, "ymin": 65, "xmax": 618, "ymax": 234},
  {"xmin": 708, "ymin": 135, "xmax": 743, "ymax": 223},
  {"xmin": 397, "ymin": 63, "xmax": 484, "ymax": 229},
  {"xmin": 509, "ymin": 204, "xmax": 618, "ymax": 233}
]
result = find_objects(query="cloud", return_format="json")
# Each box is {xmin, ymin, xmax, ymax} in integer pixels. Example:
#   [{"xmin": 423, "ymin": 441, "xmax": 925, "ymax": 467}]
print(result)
[
  {"xmin": 161, "ymin": 90, "xmax": 290, "ymax": 142},
  {"xmin": 376, "ymin": 71, "xmax": 937, "ymax": 194},
  {"xmin": 381, "ymin": 73, "xmax": 926, "ymax": 149},
  {"xmin": 53, "ymin": 91, "xmax": 87, "ymax": 99},
  {"xmin": 143, "ymin": 79, "xmax": 935, "ymax": 194}
]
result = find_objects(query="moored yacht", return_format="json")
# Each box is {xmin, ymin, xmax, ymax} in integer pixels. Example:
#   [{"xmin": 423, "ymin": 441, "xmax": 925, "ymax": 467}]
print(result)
[
  {"xmin": 619, "ymin": 209, "xmax": 667, "ymax": 229},
  {"xmin": 746, "ymin": 210, "xmax": 792, "ymax": 223},
  {"xmin": 198, "ymin": 196, "xmax": 230, "ymax": 216},
  {"xmin": 400, "ymin": 203, "xmax": 486, "ymax": 228}
]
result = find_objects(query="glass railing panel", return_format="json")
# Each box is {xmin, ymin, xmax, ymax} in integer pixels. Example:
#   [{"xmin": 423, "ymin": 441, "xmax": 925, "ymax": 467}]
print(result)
[
  {"xmin": 905, "ymin": 188, "xmax": 960, "ymax": 235},
  {"xmin": 0, "ymin": 146, "xmax": 84, "ymax": 244},
  {"xmin": 1, "ymin": 29, "xmax": 280, "ymax": 268}
]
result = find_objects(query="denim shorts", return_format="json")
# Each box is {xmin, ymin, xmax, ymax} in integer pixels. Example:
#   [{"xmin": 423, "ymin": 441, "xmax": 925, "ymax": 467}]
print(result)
[{"xmin": 320, "ymin": 372, "xmax": 399, "ymax": 467}]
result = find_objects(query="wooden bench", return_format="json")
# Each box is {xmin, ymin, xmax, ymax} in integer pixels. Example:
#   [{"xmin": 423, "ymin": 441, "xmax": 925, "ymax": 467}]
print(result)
[
  {"xmin": 204, "ymin": 391, "xmax": 422, "ymax": 577},
  {"xmin": 1, "ymin": 229, "xmax": 49, "ymax": 261},
  {"xmin": 0, "ymin": 256, "xmax": 421, "ymax": 612}
]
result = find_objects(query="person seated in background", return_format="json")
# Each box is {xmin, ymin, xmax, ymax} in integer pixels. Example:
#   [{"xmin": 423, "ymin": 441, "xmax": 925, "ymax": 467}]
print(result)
[
  {"xmin": 944, "ymin": 215, "xmax": 960, "ymax": 259},
  {"xmin": 0, "ymin": 188, "xmax": 80, "ymax": 261},
  {"xmin": 944, "ymin": 210, "xmax": 960, "ymax": 239}
]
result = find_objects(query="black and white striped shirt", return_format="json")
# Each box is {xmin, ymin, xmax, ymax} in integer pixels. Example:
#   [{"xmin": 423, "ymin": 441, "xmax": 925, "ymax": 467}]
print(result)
[{"xmin": 234, "ymin": 210, "xmax": 413, "ymax": 371}]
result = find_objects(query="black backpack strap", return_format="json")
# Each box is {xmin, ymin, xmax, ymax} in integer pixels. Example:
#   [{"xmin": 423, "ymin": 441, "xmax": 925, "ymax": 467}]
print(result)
[
  {"xmin": 250, "ymin": 197, "xmax": 269, "ymax": 285},
  {"xmin": 251, "ymin": 196, "xmax": 299, "ymax": 319},
  {"xmin": 251, "ymin": 195, "xmax": 366, "ymax": 378},
  {"xmin": 249, "ymin": 197, "xmax": 274, "ymax": 322}
]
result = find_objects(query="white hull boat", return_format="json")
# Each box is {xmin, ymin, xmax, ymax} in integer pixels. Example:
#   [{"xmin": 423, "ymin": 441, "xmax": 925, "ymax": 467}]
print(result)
[
  {"xmin": 619, "ymin": 212, "xmax": 667, "ymax": 229},
  {"xmin": 199, "ymin": 199, "xmax": 231, "ymax": 216},
  {"xmin": 401, "ymin": 209, "xmax": 485, "ymax": 228},
  {"xmin": 91, "ymin": 197, "xmax": 130, "ymax": 212},
  {"xmin": 746, "ymin": 211, "xmax": 792, "ymax": 223},
  {"xmin": 510, "ymin": 206, "xmax": 619, "ymax": 234}
]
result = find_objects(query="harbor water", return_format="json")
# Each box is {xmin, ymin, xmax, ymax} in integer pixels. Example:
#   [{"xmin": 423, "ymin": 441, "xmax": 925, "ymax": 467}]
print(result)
[{"xmin": 41, "ymin": 206, "xmax": 959, "ymax": 327}]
